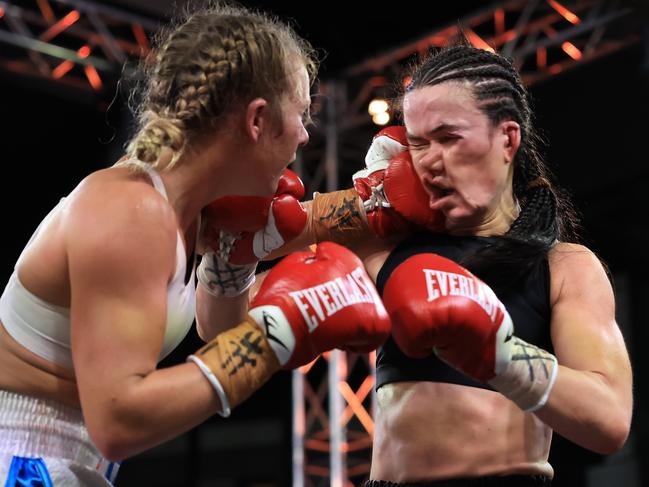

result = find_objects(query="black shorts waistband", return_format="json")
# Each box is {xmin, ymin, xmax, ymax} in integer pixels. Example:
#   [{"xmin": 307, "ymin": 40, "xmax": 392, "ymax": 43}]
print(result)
[{"xmin": 365, "ymin": 474, "xmax": 551, "ymax": 487}]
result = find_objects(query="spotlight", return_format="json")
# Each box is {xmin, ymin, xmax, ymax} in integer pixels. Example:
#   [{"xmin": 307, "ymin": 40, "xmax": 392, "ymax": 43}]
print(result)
[
  {"xmin": 372, "ymin": 111, "xmax": 390, "ymax": 126},
  {"xmin": 368, "ymin": 98, "xmax": 389, "ymax": 116},
  {"xmin": 368, "ymin": 97, "xmax": 390, "ymax": 126}
]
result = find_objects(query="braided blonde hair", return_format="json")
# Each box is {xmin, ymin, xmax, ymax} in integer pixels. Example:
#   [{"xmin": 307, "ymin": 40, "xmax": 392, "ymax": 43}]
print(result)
[{"xmin": 123, "ymin": 2, "xmax": 318, "ymax": 171}]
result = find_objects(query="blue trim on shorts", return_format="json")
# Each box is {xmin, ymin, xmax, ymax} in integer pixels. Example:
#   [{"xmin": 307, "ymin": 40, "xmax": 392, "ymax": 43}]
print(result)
[
  {"xmin": 5, "ymin": 456, "xmax": 54, "ymax": 487},
  {"xmin": 105, "ymin": 461, "xmax": 121, "ymax": 484}
]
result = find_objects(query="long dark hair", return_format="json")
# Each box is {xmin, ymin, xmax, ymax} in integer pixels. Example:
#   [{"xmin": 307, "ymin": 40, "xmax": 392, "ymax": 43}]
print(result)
[{"xmin": 399, "ymin": 44, "xmax": 580, "ymax": 290}]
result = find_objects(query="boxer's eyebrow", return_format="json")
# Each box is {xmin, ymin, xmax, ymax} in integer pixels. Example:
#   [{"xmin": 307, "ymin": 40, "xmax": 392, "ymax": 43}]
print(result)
[{"xmin": 407, "ymin": 123, "xmax": 459, "ymax": 143}]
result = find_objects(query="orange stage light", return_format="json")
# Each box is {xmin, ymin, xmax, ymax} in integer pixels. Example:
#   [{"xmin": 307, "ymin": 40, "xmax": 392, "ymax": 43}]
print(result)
[
  {"xmin": 77, "ymin": 45, "xmax": 91, "ymax": 58},
  {"xmin": 547, "ymin": 0, "xmax": 581, "ymax": 25},
  {"xmin": 338, "ymin": 381, "xmax": 374, "ymax": 435},
  {"xmin": 537, "ymin": 47, "xmax": 547, "ymax": 69},
  {"xmin": 36, "ymin": 0, "xmax": 55, "ymax": 23},
  {"xmin": 305, "ymin": 438, "xmax": 331, "ymax": 452},
  {"xmin": 52, "ymin": 60, "xmax": 73, "ymax": 79},
  {"xmin": 304, "ymin": 465, "xmax": 331, "ymax": 476},
  {"xmin": 466, "ymin": 29, "xmax": 495, "ymax": 53},
  {"xmin": 341, "ymin": 376, "xmax": 373, "ymax": 426},
  {"xmin": 132, "ymin": 23, "xmax": 150, "ymax": 52},
  {"xmin": 494, "ymin": 8, "xmax": 505, "ymax": 34},
  {"xmin": 84, "ymin": 65, "xmax": 102, "ymax": 90},
  {"xmin": 40, "ymin": 10, "xmax": 80, "ymax": 42},
  {"xmin": 561, "ymin": 41, "xmax": 582, "ymax": 60}
]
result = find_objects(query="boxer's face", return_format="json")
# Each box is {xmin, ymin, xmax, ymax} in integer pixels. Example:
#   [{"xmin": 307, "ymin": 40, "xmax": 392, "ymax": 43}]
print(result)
[
  {"xmin": 404, "ymin": 81, "xmax": 517, "ymax": 232},
  {"xmin": 262, "ymin": 63, "xmax": 311, "ymax": 193}
]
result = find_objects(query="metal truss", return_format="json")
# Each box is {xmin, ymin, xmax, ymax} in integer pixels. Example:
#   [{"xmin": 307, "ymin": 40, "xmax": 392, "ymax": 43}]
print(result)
[
  {"xmin": 343, "ymin": 0, "xmax": 641, "ymax": 130},
  {"xmin": 293, "ymin": 350, "xmax": 377, "ymax": 487},
  {"xmin": 293, "ymin": 2, "xmax": 643, "ymax": 487},
  {"xmin": 0, "ymin": 0, "xmax": 158, "ymax": 96}
]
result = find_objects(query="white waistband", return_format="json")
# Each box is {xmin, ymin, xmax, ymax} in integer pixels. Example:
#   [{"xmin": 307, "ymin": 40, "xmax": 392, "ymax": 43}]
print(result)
[{"xmin": 0, "ymin": 390, "xmax": 117, "ymax": 477}]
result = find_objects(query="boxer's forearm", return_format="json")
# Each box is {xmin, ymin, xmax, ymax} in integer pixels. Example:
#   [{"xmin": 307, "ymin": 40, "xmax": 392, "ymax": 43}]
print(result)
[
  {"xmin": 534, "ymin": 365, "xmax": 632, "ymax": 454},
  {"xmin": 195, "ymin": 284, "xmax": 250, "ymax": 341}
]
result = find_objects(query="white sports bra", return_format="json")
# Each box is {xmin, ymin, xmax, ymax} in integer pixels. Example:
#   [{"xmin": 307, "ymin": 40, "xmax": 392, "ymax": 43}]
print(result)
[{"xmin": 0, "ymin": 165, "xmax": 197, "ymax": 369}]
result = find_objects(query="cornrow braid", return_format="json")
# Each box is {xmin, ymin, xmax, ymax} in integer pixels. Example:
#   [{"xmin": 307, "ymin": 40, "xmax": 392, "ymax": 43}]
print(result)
[
  {"xmin": 401, "ymin": 45, "xmax": 579, "ymax": 290},
  {"xmin": 123, "ymin": 3, "xmax": 318, "ymax": 172}
]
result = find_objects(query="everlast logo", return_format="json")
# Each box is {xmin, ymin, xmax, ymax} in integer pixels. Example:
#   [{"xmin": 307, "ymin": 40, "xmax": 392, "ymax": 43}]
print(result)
[
  {"xmin": 289, "ymin": 267, "xmax": 376, "ymax": 332},
  {"xmin": 423, "ymin": 269, "xmax": 501, "ymax": 322}
]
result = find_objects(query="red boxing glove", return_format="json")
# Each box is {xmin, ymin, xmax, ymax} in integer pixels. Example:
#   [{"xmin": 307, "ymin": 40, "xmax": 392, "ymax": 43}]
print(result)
[
  {"xmin": 249, "ymin": 242, "xmax": 391, "ymax": 369},
  {"xmin": 383, "ymin": 253, "xmax": 558, "ymax": 411},
  {"xmin": 353, "ymin": 126, "xmax": 444, "ymax": 237},
  {"xmin": 188, "ymin": 241, "xmax": 391, "ymax": 415},
  {"xmin": 202, "ymin": 168, "xmax": 308, "ymax": 265},
  {"xmin": 276, "ymin": 168, "xmax": 306, "ymax": 199},
  {"xmin": 383, "ymin": 253, "xmax": 512, "ymax": 381}
]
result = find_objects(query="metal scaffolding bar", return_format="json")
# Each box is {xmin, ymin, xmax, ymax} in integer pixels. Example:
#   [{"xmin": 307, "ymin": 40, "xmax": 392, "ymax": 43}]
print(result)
[
  {"xmin": 339, "ymin": 0, "xmax": 640, "ymax": 123},
  {"xmin": 293, "ymin": 351, "xmax": 377, "ymax": 487},
  {"xmin": 0, "ymin": 0, "xmax": 157, "ymax": 94}
]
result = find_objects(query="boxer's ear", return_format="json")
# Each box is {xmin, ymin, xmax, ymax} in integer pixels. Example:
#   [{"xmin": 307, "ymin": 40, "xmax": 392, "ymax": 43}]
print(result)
[{"xmin": 244, "ymin": 98, "xmax": 269, "ymax": 143}]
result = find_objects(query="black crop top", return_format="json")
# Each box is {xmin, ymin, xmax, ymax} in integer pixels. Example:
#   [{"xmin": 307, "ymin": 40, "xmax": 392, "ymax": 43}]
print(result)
[{"xmin": 375, "ymin": 233, "xmax": 552, "ymax": 391}]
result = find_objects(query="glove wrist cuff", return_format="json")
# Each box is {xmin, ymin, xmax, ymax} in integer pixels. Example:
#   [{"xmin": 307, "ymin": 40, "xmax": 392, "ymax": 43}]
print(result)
[
  {"xmin": 187, "ymin": 355, "xmax": 231, "ymax": 417},
  {"xmin": 488, "ymin": 337, "xmax": 559, "ymax": 412},
  {"xmin": 188, "ymin": 319, "xmax": 281, "ymax": 411},
  {"xmin": 311, "ymin": 189, "xmax": 372, "ymax": 245}
]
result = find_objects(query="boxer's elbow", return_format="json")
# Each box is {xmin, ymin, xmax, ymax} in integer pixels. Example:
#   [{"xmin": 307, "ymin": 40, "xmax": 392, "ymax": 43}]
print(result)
[{"xmin": 593, "ymin": 413, "xmax": 631, "ymax": 454}]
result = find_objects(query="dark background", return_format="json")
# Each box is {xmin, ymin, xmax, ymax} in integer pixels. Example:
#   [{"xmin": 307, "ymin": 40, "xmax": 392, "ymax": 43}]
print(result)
[{"xmin": 1, "ymin": 1, "xmax": 648, "ymax": 486}]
